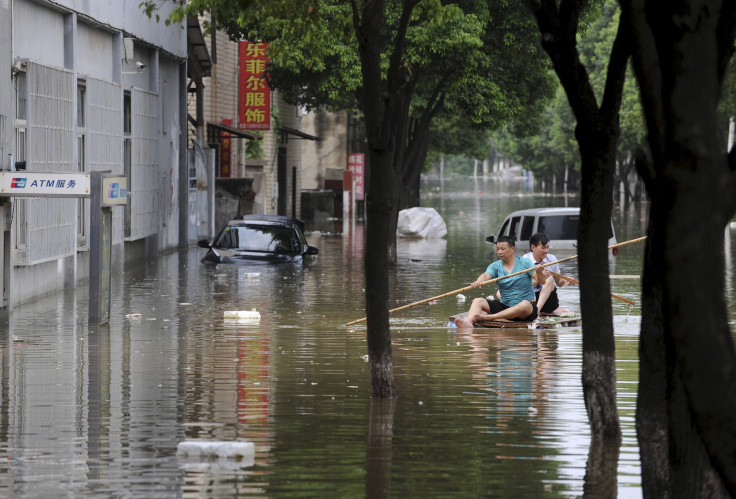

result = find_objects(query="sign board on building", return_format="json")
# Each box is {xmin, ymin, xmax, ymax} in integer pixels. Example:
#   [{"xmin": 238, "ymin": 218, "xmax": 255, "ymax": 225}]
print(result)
[
  {"xmin": 220, "ymin": 118, "xmax": 233, "ymax": 177},
  {"xmin": 101, "ymin": 176, "xmax": 128, "ymax": 205},
  {"xmin": 238, "ymin": 41, "xmax": 271, "ymax": 130},
  {"xmin": 348, "ymin": 153, "xmax": 365, "ymax": 201},
  {"xmin": 0, "ymin": 172, "xmax": 90, "ymax": 197}
]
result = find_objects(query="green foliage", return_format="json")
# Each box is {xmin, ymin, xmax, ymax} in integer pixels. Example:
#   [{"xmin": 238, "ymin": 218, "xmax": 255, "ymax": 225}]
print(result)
[
  {"xmin": 165, "ymin": 1, "xmax": 554, "ymax": 132},
  {"xmin": 495, "ymin": 0, "xmax": 646, "ymax": 184},
  {"xmin": 718, "ymin": 58, "xmax": 736, "ymax": 149}
]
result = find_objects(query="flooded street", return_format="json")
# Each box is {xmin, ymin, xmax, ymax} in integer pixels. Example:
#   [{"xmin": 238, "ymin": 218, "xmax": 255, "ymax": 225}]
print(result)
[{"xmin": 1, "ymin": 177, "xmax": 733, "ymax": 497}]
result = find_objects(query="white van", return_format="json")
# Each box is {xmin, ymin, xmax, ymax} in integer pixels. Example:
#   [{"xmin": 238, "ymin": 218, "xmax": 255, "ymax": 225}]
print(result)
[{"xmin": 485, "ymin": 207, "xmax": 617, "ymax": 253}]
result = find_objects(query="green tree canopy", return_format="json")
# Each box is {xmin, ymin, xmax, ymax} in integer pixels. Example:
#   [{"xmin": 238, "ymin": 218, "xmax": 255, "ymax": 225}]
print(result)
[{"xmin": 495, "ymin": 0, "xmax": 646, "ymax": 192}]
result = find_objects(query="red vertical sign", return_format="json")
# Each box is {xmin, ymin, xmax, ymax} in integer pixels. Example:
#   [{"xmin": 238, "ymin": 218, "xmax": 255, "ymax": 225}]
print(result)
[
  {"xmin": 238, "ymin": 41, "xmax": 271, "ymax": 130},
  {"xmin": 348, "ymin": 153, "xmax": 365, "ymax": 201},
  {"xmin": 220, "ymin": 119, "xmax": 232, "ymax": 177}
]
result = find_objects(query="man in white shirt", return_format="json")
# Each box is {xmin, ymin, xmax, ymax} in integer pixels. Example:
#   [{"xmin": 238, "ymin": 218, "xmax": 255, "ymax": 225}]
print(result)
[{"xmin": 522, "ymin": 233, "xmax": 575, "ymax": 315}]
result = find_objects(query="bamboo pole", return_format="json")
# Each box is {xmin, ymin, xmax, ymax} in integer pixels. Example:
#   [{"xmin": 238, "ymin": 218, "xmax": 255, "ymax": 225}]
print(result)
[
  {"xmin": 345, "ymin": 236, "xmax": 646, "ymax": 326},
  {"xmin": 545, "ymin": 269, "xmax": 636, "ymax": 306}
]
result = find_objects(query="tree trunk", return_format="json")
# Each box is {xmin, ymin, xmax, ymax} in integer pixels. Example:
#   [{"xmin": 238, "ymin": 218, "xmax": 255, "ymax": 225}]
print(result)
[
  {"xmin": 527, "ymin": 1, "xmax": 630, "ymax": 443},
  {"xmin": 623, "ymin": 0, "xmax": 736, "ymax": 493},
  {"xmin": 575, "ymin": 121, "xmax": 622, "ymax": 441},
  {"xmin": 634, "ymin": 197, "xmax": 669, "ymax": 496},
  {"xmin": 355, "ymin": 0, "xmax": 402, "ymax": 399},
  {"xmin": 399, "ymin": 117, "xmax": 431, "ymax": 210},
  {"xmin": 364, "ymin": 145, "xmax": 398, "ymax": 398}
]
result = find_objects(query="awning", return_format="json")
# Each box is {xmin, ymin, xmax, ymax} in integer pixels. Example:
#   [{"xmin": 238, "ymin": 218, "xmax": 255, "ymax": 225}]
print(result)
[
  {"xmin": 278, "ymin": 126, "xmax": 321, "ymax": 141},
  {"xmin": 207, "ymin": 122, "xmax": 262, "ymax": 141},
  {"xmin": 187, "ymin": 16, "xmax": 212, "ymax": 81}
]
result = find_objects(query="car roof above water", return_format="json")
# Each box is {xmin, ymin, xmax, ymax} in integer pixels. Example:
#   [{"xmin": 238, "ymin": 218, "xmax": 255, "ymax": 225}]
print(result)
[
  {"xmin": 230, "ymin": 214, "xmax": 306, "ymax": 232},
  {"xmin": 486, "ymin": 207, "xmax": 617, "ymax": 252}
]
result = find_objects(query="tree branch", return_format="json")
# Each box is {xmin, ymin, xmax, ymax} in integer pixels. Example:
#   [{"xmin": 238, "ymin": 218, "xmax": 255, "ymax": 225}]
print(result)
[
  {"xmin": 599, "ymin": 10, "xmax": 631, "ymax": 123},
  {"xmin": 619, "ymin": 0, "xmax": 666, "ymax": 165},
  {"xmin": 716, "ymin": 2, "xmax": 736, "ymax": 83},
  {"xmin": 386, "ymin": 0, "xmax": 421, "ymax": 95},
  {"xmin": 525, "ymin": 0, "xmax": 598, "ymax": 126},
  {"xmin": 558, "ymin": 0, "xmax": 588, "ymax": 40}
]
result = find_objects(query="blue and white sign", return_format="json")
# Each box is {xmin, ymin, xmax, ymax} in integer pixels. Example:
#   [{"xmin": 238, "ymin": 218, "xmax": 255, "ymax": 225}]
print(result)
[
  {"xmin": 0, "ymin": 172, "xmax": 90, "ymax": 197},
  {"xmin": 102, "ymin": 176, "xmax": 128, "ymax": 205}
]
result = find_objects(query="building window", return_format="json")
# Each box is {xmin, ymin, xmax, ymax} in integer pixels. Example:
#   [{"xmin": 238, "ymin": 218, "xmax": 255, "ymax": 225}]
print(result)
[
  {"xmin": 16, "ymin": 73, "xmax": 27, "ymax": 121},
  {"xmin": 123, "ymin": 91, "xmax": 131, "ymax": 135},
  {"xmin": 77, "ymin": 81, "xmax": 87, "ymax": 246},
  {"xmin": 15, "ymin": 72, "xmax": 27, "ymax": 250},
  {"xmin": 124, "ymin": 138, "xmax": 131, "ymax": 238},
  {"xmin": 77, "ymin": 83, "xmax": 85, "ymax": 128},
  {"xmin": 123, "ymin": 90, "xmax": 131, "ymax": 238},
  {"xmin": 77, "ymin": 135, "xmax": 86, "ymax": 244}
]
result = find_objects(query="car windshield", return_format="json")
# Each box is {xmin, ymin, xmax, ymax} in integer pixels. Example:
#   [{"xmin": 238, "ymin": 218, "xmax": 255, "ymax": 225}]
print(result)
[
  {"xmin": 213, "ymin": 224, "xmax": 298, "ymax": 253},
  {"xmin": 537, "ymin": 214, "xmax": 614, "ymax": 240},
  {"xmin": 538, "ymin": 215, "xmax": 578, "ymax": 240}
]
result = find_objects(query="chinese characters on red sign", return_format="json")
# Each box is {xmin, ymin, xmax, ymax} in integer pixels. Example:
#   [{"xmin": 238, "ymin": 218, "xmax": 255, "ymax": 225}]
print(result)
[
  {"xmin": 348, "ymin": 153, "xmax": 365, "ymax": 201},
  {"xmin": 220, "ymin": 119, "xmax": 232, "ymax": 177},
  {"xmin": 238, "ymin": 41, "xmax": 271, "ymax": 130}
]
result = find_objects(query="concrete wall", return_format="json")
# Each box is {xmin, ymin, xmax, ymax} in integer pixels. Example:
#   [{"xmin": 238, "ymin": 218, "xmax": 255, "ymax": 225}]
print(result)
[
  {"xmin": 7, "ymin": 0, "xmax": 186, "ymax": 308},
  {"xmin": 43, "ymin": 0, "xmax": 186, "ymax": 59},
  {"xmin": 301, "ymin": 109, "xmax": 349, "ymax": 191}
]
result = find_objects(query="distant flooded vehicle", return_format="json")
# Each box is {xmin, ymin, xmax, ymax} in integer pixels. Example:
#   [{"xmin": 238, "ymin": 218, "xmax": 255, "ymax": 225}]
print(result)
[
  {"xmin": 198, "ymin": 215, "xmax": 319, "ymax": 264},
  {"xmin": 485, "ymin": 207, "xmax": 618, "ymax": 254}
]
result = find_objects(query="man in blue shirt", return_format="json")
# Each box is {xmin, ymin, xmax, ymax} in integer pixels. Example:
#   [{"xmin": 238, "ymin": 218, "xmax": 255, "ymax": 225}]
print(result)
[{"xmin": 454, "ymin": 236, "xmax": 545, "ymax": 328}]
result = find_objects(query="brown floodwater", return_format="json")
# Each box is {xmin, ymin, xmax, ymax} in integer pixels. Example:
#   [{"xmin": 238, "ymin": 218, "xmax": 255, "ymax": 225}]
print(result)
[{"xmin": 0, "ymin": 177, "xmax": 731, "ymax": 497}]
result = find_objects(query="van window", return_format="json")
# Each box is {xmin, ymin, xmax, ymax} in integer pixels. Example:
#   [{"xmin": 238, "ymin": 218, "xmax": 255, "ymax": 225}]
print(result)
[
  {"xmin": 538, "ymin": 215, "xmax": 578, "ymax": 240},
  {"xmin": 520, "ymin": 216, "xmax": 535, "ymax": 241},
  {"xmin": 498, "ymin": 219, "xmax": 510, "ymax": 238},
  {"xmin": 508, "ymin": 216, "xmax": 521, "ymax": 241}
]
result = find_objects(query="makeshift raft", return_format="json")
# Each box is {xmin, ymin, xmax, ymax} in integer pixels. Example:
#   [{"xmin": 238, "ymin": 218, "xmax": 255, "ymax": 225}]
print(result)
[{"xmin": 448, "ymin": 312, "xmax": 581, "ymax": 329}]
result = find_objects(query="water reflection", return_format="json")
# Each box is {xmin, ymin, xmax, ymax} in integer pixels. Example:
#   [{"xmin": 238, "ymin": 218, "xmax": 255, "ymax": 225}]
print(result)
[{"xmin": 0, "ymin": 179, "xmax": 705, "ymax": 497}]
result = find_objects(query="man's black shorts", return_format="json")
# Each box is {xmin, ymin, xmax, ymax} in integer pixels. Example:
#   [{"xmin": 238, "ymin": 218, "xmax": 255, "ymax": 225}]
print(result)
[
  {"xmin": 485, "ymin": 299, "xmax": 538, "ymax": 322},
  {"xmin": 536, "ymin": 288, "xmax": 560, "ymax": 314}
]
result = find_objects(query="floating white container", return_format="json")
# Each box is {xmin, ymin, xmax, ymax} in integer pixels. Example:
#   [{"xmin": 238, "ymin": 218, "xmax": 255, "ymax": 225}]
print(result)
[
  {"xmin": 176, "ymin": 440, "xmax": 255, "ymax": 460},
  {"xmin": 223, "ymin": 310, "xmax": 261, "ymax": 320}
]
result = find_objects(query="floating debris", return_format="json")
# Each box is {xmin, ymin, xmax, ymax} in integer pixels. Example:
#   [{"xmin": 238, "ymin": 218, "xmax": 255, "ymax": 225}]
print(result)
[
  {"xmin": 223, "ymin": 310, "xmax": 261, "ymax": 320},
  {"xmin": 176, "ymin": 440, "xmax": 255, "ymax": 462}
]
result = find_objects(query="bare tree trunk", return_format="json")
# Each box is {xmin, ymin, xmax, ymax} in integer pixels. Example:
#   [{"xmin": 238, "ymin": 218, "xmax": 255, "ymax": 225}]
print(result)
[
  {"xmin": 355, "ymin": 0, "xmax": 402, "ymax": 398},
  {"xmin": 526, "ymin": 0, "xmax": 629, "ymax": 441},
  {"xmin": 576, "ymin": 122, "xmax": 621, "ymax": 441},
  {"xmin": 363, "ymin": 147, "xmax": 398, "ymax": 397},
  {"xmin": 622, "ymin": 0, "xmax": 736, "ymax": 493},
  {"xmin": 634, "ymin": 197, "xmax": 669, "ymax": 496}
]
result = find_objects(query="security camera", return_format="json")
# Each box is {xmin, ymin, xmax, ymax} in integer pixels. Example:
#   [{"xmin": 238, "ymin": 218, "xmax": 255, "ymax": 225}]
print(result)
[
  {"xmin": 12, "ymin": 59, "xmax": 26, "ymax": 73},
  {"xmin": 135, "ymin": 61, "xmax": 146, "ymax": 72}
]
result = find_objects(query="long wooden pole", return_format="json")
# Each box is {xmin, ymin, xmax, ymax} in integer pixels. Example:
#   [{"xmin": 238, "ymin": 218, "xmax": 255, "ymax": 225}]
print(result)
[
  {"xmin": 545, "ymin": 269, "xmax": 636, "ymax": 306},
  {"xmin": 345, "ymin": 236, "xmax": 646, "ymax": 326}
]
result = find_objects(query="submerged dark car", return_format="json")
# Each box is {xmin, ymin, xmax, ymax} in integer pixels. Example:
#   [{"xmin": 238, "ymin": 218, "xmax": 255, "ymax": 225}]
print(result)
[{"xmin": 198, "ymin": 215, "xmax": 319, "ymax": 264}]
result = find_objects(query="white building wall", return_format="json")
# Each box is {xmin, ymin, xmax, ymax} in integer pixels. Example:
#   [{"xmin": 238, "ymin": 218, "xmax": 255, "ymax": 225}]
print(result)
[
  {"xmin": 42, "ymin": 0, "xmax": 186, "ymax": 59},
  {"xmin": 129, "ymin": 89, "xmax": 159, "ymax": 241},
  {"xmin": 25, "ymin": 63, "xmax": 76, "ymax": 264},
  {"xmin": 157, "ymin": 58, "xmax": 183, "ymax": 250},
  {"xmin": 87, "ymin": 77, "xmax": 124, "ymax": 245},
  {"xmin": 14, "ymin": 0, "xmax": 65, "ymax": 67},
  {"xmin": 77, "ymin": 23, "xmax": 115, "ymax": 81},
  {"xmin": 301, "ymin": 110, "xmax": 349, "ymax": 190},
  {"xmin": 8, "ymin": 0, "xmax": 186, "ymax": 307}
]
